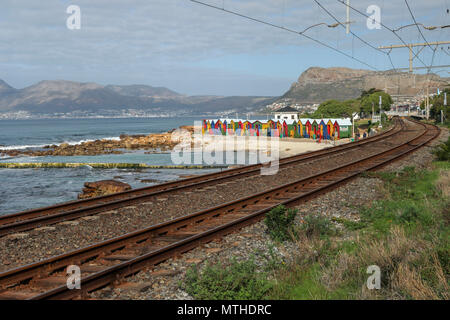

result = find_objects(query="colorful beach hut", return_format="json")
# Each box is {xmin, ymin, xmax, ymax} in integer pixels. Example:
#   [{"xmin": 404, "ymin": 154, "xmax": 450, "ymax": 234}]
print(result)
[
  {"xmin": 336, "ymin": 119, "xmax": 352, "ymax": 138},
  {"xmin": 311, "ymin": 120, "xmax": 319, "ymax": 139},
  {"xmin": 319, "ymin": 119, "xmax": 329, "ymax": 139},
  {"xmin": 333, "ymin": 120, "xmax": 340, "ymax": 139},
  {"xmin": 327, "ymin": 119, "xmax": 334, "ymax": 138},
  {"xmin": 303, "ymin": 119, "xmax": 311, "ymax": 138},
  {"xmin": 296, "ymin": 120, "xmax": 303, "ymax": 138}
]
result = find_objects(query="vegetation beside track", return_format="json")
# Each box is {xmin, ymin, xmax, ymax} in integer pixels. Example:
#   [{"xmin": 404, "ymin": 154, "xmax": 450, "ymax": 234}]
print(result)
[{"xmin": 182, "ymin": 152, "xmax": 449, "ymax": 300}]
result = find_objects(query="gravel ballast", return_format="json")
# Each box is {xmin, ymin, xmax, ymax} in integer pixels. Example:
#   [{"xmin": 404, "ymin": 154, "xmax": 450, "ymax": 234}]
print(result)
[{"xmin": 88, "ymin": 125, "xmax": 449, "ymax": 300}]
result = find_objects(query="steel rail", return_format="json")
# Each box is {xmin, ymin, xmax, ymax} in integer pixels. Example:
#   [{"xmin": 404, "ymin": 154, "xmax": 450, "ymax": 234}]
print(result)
[
  {"xmin": 0, "ymin": 120, "xmax": 402, "ymax": 236},
  {"xmin": 0, "ymin": 119, "xmax": 439, "ymax": 300}
]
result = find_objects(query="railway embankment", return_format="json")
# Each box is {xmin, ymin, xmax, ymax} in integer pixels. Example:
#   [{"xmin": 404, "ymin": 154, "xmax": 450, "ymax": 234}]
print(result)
[
  {"xmin": 88, "ymin": 122, "xmax": 449, "ymax": 300},
  {"xmin": 0, "ymin": 118, "xmax": 444, "ymax": 300}
]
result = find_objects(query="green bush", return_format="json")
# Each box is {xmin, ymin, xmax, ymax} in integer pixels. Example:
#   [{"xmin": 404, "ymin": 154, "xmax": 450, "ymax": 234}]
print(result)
[
  {"xmin": 433, "ymin": 136, "xmax": 450, "ymax": 161},
  {"xmin": 300, "ymin": 214, "xmax": 335, "ymax": 238},
  {"xmin": 264, "ymin": 205, "xmax": 298, "ymax": 241},
  {"xmin": 183, "ymin": 258, "xmax": 272, "ymax": 300}
]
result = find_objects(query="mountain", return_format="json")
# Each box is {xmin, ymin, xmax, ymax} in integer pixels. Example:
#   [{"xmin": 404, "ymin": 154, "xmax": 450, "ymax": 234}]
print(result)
[
  {"xmin": 6, "ymin": 66, "xmax": 439, "ymax": 117},
  {"xmin": 189, "ymin": 96, "xmax": 277, "ymax": 114},
  {"xmin": 0, "ymin": 80, "xmax": 157, "ymax": 113},
  {"xmin": 0, "ymin": 80, "xmax": 273, "ymax": 115},
  {"xmin": 0, "ymin": 80, "xmax": 16, "ymax": 95},
  {"xmin": 105, "ymin": 84, "xmax": 183, "ymax": 99},
  {"xmin": 281, "ymin": 67, "xmax": 450, "ymax": 104}
]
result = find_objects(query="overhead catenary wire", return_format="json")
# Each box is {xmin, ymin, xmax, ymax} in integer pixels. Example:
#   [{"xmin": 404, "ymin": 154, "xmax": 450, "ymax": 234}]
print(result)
[
  {"xmin": 189, "ymin": 0, "xmax": 380, "ymax": 70},
  {"xmin": 336, "ymin": 0, "xmax": 431, "ymax": 70},
  {"xmin": 404, "ymin": 0, "xmax": 435, "ymax": 51},
  {"xmin": 313, "ymin": 0, "xmax": 398, "ymax": 72},
  {"xmin": 393, "ymin": 23, "xmax": 450, "ymax": 32},
  {"xmin": 404, "ymin": 0, "xmax": 441, "ymax": 75}
]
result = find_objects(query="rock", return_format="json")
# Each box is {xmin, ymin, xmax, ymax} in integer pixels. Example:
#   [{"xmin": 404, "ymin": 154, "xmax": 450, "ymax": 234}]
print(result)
[
  {"xmin": 35, "ymin": 226, "xmax": 56, "ymax": 232},
  {"xmin": 81, "ymin": 216, "xmax": 100, "ymax": 221},
  {"xmin": 59, "ymin": 143, "xmax": 70, "ymax": 148},
  {"xmin": 7, "ymin": 233, "xmax": 29, "ymax": 240},
  {"xmin": 58, "ymin": 221, "xmax": 79, "ymax": 226},
  {"xmin": 78, "ymin": 180, "xmax": 132, "ymax": 199},
  {"xmin": 2, "ymin": 125, "xmax": 194, "ymax": 157}
]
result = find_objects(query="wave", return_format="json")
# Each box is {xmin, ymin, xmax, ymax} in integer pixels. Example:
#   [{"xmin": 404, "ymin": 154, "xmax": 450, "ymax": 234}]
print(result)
[{"xmin": 0, "ymin": 136, "xmax": 121, "ymax": 150}]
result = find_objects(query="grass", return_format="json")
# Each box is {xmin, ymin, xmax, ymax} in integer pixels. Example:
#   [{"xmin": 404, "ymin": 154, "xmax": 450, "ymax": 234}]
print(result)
[
  {"xmin": 433, "ymin": 136, "xmax": 450, "ymax": 161},
  {"xmin": 300, "ymin": 214, "xmax": 335, "ymax": 238},
  {"xmin": 264, "ymin": 205, "xmax": 298, "ymax": 242},
  {"xmin": 181, "ymin": 160, "xmax": 449, "ymax": 300},
  {"xmin": 268, "ymin": 165, "xmax": 450, "ymax": 300},
  {"xmin": 182, "ymin": 257, "xmax": 272, "ymax": 300}
]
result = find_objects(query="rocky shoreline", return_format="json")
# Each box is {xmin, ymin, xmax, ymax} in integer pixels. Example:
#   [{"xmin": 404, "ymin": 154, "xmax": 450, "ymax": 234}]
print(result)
[{"xmin": 0, "ymin": 125, "xmax": 195, "ymax": 157}]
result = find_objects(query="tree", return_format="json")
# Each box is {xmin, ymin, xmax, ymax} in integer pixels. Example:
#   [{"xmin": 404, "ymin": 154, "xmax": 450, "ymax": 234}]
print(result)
[
  {"xmin": 360, "ymin": 88, "xmax": 382, "ymax": 98},
  {"xmin": 310, "ymin": 89, "xmax": 392, "ymax": 119},
  {"xmin": 425, "ymin": 88, "xmax": 450, "ymax": 121},
  {"xmin": 313, "ymin": 99, "xmax": 359, "ymax": 118},
  {"xmin": 360, "ymin": 91, "xmax": 393, "ymax": 114}
]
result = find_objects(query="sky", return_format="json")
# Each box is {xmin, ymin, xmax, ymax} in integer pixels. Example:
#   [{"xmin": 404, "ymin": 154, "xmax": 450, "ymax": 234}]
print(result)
[{"xmin": 0, "ymin": 0, "xmax": 449, "ymax": 96}]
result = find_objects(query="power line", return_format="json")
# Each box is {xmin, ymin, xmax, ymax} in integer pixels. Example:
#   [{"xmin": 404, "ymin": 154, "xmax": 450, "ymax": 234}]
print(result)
[
  {"xmin": 404, "ymin": 0, "xmax": 443, "ymax": 75},
  {"xmin": 189, "ymin": 0, "xmax": 380, "ymax": 70},
  {"xmin": 404, "ymin": 0, "xmax": 434, "ymax": 51},
  {"xmin": 336, "ymin": 0, "xmax": 430, "ymax": 69},
  {"xmin": 313, "ymin": 0, "xmax": 397, "ymax": 71},
  {"xmin": 393, "ymin": 23, "xmax": 450, "ymax": 32}
]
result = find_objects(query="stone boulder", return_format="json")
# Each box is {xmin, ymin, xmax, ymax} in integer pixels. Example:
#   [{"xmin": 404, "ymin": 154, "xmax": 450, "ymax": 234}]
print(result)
[{"xmin": 78, "ymin": 180, "xmax": 132, "ymax": 199}]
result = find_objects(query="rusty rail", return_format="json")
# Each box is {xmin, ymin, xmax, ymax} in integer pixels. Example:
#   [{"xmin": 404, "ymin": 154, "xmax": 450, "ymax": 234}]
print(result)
[{"xmin": 0, "ymin": 119, "xmax": 402, "ymax": 236}]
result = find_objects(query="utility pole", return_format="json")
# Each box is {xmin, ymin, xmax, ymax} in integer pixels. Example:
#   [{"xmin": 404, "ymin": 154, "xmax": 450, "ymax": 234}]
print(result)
[
  {"xmin": 384, "ymin": 80, "xmax": 398, "ymax": 113},
  {"xmin": 352, "ymin": 113, "xmax": 355, "ymax": 139},
  {"xmin": 379, "ymin": 95, "xmax": 383, "ymax": 126},
  {"xmin": 346, "ymin": 0, "xmax": 350, "ymax": 34},
  {"xmin": 372, "ymin": 102, "xmax": 374, "ymax": 122},
  {"xmin": 443, "ymin": 92, "xmax": 447, "ymax": 124},
  {"xmin": 379, "ymin": 41, "xmax": 450, "ymax": 73}
]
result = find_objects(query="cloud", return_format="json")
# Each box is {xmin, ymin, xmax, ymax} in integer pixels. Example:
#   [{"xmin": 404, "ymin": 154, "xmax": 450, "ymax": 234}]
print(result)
[{"xmin": 0, "ymin": 0, "xmax": 448, "ymax": 95}]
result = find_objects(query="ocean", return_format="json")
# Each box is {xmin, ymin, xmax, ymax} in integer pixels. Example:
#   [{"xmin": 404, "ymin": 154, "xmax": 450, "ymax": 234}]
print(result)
[
  {"xmin": 0, "ymin": 117, "xmax": 202, "ymax": 150},
  {"xmin": 0, "ymin": 117, "xmax": 221, "ymax": 215}
]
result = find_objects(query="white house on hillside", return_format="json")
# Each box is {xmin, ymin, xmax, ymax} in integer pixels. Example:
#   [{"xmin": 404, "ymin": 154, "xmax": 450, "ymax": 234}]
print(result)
[{"xmin": 272, "ymin": 106, "xmax": 300, "ymax": 121}]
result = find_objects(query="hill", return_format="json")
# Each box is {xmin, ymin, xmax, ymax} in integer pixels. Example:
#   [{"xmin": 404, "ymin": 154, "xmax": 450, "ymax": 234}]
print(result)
[
  {"xmin": 281, "ymin": 67, "xmax": 449, "ymax": 104},
  {"xmin": 0, "ymin": 80, "xmax": 273, "ymax": 116}
]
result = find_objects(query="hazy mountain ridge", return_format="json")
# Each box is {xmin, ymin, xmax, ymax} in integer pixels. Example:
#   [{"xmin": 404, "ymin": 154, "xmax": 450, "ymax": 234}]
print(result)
[
  {"xmin": 0, "ymin": 80, "xmax": 16, "ymax": 95},
  {"xmin": 105, "ymin": 84, "xmax": 183, "ymax": 99},
  {"xmin": 0, "ymin": 80, "xmax": 273, "ymax": 115}
]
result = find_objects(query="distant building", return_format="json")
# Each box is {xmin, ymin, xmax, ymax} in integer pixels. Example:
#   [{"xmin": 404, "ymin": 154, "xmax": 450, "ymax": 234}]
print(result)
[{"xmin": 272, "ymin": 106, "xmax": 300, "ymax": 121}]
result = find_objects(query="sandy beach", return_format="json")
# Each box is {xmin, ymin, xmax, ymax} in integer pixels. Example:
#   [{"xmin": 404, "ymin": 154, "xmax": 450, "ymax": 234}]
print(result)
[{"xmin": 195, "ymin": 134, "xmax": 350, "ymax": 158}]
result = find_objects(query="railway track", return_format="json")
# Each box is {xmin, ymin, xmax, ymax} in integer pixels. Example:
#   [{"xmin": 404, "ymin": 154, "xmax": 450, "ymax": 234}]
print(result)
[
  {"xmin": 0, "ymin": 119, "xmax": 403, "ymax": 236},
  {"xmin": 0, "ymin": 118, "xmax": 439, "ymax": 300}
]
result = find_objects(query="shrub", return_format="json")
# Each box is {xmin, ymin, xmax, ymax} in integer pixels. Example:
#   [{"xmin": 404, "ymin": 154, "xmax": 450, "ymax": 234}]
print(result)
[
  {"xmin": 264, "ymin": 205, "xmax": 298, "ymax": 241},
  {"xmin": 183, "ymin": 258, "xmax": 272, "ymax": 300},
  {"xmin": 300, "ymin": 214, "xmax": 335, "ymax": 238},
  {"xmin": 433, "ymin": 136, "xmax": 450, "ymax": 161}
]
